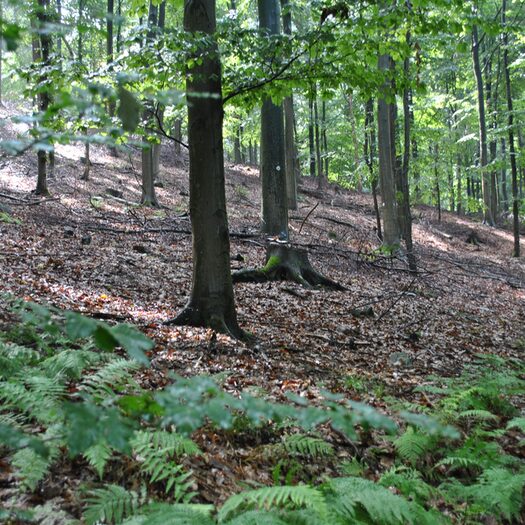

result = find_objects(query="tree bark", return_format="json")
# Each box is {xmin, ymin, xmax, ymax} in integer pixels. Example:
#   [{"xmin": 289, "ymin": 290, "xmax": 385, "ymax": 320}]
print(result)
[
  {"xmin": 377, "ymin": 53, "xmax": 400, "ymax": 247},
  {"xmin": 347, "ymin": 90, "xmax": 361, "ymax": 191},
  {"xmin": 502, "ymin": 0, "xmax": 520, "ymax": 256},
  {"xmin": 169, "ymin": 0, "xmax": 242, "ymax": 337},
  {"xmin": 365, "ymin": 98, "xmax": 382, "ymax": 240},
  {"xmin": 313, "ymin": 94, "xmax": 324, "ymax": 188},
  {"xmin": 258, "ymin": 0, "xmax": 288, "ymax": 237},
  {"xmin": 472, "ymin": 24, "xmax": 494, "ymax": 225},
  {"xmin": 308, "ymin": 93, "xmax": 316, "ymax": 178},
  {"xmin": 35, "ymin": 0, "xmax": 52, "ymax": 196},
  {"xmin": 500, "ymin": 137, "xmax": 508, "ymax": 211}
]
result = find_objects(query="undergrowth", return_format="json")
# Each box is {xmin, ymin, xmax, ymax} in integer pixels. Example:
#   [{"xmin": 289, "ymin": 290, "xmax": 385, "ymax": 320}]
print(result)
[{"xmin": 0, "ymin": 301, "xmax": 523, "ymax": 524}]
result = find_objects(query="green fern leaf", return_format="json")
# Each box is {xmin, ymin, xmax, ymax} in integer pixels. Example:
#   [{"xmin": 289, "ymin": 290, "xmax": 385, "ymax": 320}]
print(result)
[
  {"xmin": 84, "ymin": 442, "xmax": 113, "ymax": 479},
  {"xmin": 394, "ymin": 427, "xmax": 434, "ymax": 465},
  {"xmin": 506, "ymin": 417, "xmax": 525, "ymax": 432},
  {"xmin": 121, "ymin": 503, "xmax": 215, "ymax": 525},
  {"xmin": 324, "ymin": 476, "xmax": 439, "ymax": 525},
  {"xmin": 11, "ymin": 448, "xmax": 52, "ymax": 491},
  {"xmin": 282, "ymin": 434, "xmax": 334, "ymax": 458},
  {"xmin": 218, "ymin": 485, "xmax": 327, "ymax": 523},
  {"xmin": 224, "ymin": 509, "xmax": 288, "ymax": 524},
  {"xmin": 83, "ymin": 484, "xmax": 142, "ymax": 525}
]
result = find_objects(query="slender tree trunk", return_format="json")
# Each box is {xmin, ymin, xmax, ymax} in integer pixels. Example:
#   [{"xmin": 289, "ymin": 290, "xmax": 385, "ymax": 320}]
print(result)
[
  {"xmin": 377, "ymin": 54, "xmax": 400, "ymax": 247},
  {"xmin": 173, "ymin": 118, "xmax": 182, "ymax": 157},
  {"xmin": 347, "ymin": 90, "xmax": 361, "ymax": 191},
  {"xmin": 171, "ymin": 0, "xmax": 242, "ymax": 337},
  {"xmin": 158, "ymin": 0, "xmax": 166, "ymax": 28},
  {"xmin": 501, "ymin": 137, "xmax": 508, "ymax": 211},
  {"xmin": 313, "ymin": 94, "xmax": 324, "ymax": 188},
  {"xmin": 116, "ymin": 0, "xmax": 122, "ymax": 53},
  {"xmin": 401, "ymin": 42, "xmax": 416, "ymax": 271},
  {"xmin": 502, "ymin": 0, "xmax": 520, "ymax": 256},
  {"xmin": 258, "ymin": 0, "xmax": 288, "ymax": 237},
  {"xmin": 472, "ymin": 24, "xmax": 494, "ymax": 225},
  {"xmin": 233, "ymin": 124, "xmax": 242, "ymax": 164},
  {"xmin": 434, "ymin": 144, "xmax": 441, "ymax": 222},
  {"xmin": 56, "ymin": 0, "xmax": 62, "ymax": 58},
  {"xmin": 322, "ymin": 100, "xmax": 329, "ymax": 181},
  {"xmin": 308, "ymin": 93, "xmax": 316, "ymax": 178},
  {"xmin": 35, "ymin": 0, "xmax": 52, "ymax": 196},
  {"xmin": 141, "ymin": 147, "xmax": 159, "ymax": 206},
  {"xmin": 365, "ymin": 98, "xmax": 382, "ymax": 240},
  {"xmin": 78, "ymin": 0, "xmax": 84, "ymax": 63}
]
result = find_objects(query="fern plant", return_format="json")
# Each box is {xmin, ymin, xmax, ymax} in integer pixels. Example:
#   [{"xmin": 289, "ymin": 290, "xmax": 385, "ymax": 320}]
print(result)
[
  {"xmin": 131, "ymin": 430, "xmax": 200, "ymax": 502},
  {"xmin": 83, "ymin": 484, "xmax": 145, "ymax": 525},
  {"xmin": 393, "ymin": 426, "xmax": 436, "ymax": 466}
]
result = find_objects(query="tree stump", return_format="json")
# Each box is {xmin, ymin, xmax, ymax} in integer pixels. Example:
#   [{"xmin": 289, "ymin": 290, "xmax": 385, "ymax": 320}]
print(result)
[{"xmin": 232, "ymin": 243, "xmax": 345, "ymax": 290}]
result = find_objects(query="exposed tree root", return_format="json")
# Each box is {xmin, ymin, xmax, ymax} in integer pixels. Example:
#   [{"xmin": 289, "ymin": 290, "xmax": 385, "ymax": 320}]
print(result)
[
  {"xmin": 232, "ymin": 243, "xmax": 345, "ymax": 291},
  {"xmin": 165, "ymin": 303, "xmax": 246, "ymax": 340}
]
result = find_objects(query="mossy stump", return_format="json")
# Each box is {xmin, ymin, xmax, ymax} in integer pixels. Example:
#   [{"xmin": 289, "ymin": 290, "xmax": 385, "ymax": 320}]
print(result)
[{"xmin": 232, "ymin": 243, "xmax": 345, "ymax": 291}]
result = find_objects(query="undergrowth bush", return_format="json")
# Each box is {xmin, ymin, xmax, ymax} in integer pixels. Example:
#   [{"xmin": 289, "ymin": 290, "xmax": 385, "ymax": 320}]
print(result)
[{"xmin": 0, "ymin": 301, "xmax": 523, "ymax": 524}]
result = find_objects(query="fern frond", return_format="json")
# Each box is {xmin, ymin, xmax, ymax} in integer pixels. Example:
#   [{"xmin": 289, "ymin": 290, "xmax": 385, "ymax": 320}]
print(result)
[
  {"xmin": 84, "ymin": 442, "xmax": 113, "ymax": 479},
  {"xmin": 379, "ymin": 467, "xmax": 438, "ymax": 505},
  {"xmin": 218, "ymin": 485, "xmax": 327, "ymax": 523},
  {"xmin": 323, "ymin": 476, "xmax": 438, "ymax": 525},
  {"xmin": 41, "ymin": 347, "xmax": 106, "ymax": 380},
  {"xmin": 224, "ymin": 509, "xmax": 288, "ymax": 525},
  {"xmin": 435, "ymin": 456, "xmax": 483, "ymax": 471},
  {"xmin": 506, "ymin": 417, "xmax": 525, "ymax": 432},
  {"xmin": 83, "ymin": 484, "xmax": 143, "ymax": 525},
  {"xmin": 121, "ymin": 503, "xmax": 215, "ymax": 525},
  {"xmin": 442, "ymin": 468, "xmax": 525, "ymax": 522},
  {"xmin": 11, "ymin": 448, "xmax": 53, "ymax": 492},
  {"xmin": 80, "ymin": 358, "xmax": 141, "ymax": 400},
  {"xmin": 282, "ymin": 435, "xmax": 334, "ymax": 458},
  {"xmin": 457, "ymin": 409, "xmax": 498, "ymax": 423},
  {"xmin": 0, "ymin": 342, "xmax": 39, "ymax": 378},
  {"xmin": 394, "ymin": 427, "xmax": 435, "ymax": 465},
  {"xmin": 132, "ymin": 430, "xmax": 201, "ymax": 458}
]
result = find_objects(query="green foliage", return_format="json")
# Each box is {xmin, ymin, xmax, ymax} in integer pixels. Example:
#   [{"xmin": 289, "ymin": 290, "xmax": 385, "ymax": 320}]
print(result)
[
  {"xmin": 219, "ymin": 485, "xmax": 327, "ymax": 523},
  {"xmin": 393, "ymin": 427, "xmax": 435, "ymax": 465},
  {"xmin": 323, "ymin": 476, "xmax": 441, "ymax": 525},
  {"xmin": 121, "ymin": 503, "xmax": 215, "ymax": 525},
  {"xmin": 84, "ymin": 442, "xmax": 113, "ymax": 479},
  {"xmin": 83, "ymin": 484, "xmax": 144, "ymax": 525},
  {"xmin": 281, "ymin": 434, "xmax": 334, "ymax": 458}
]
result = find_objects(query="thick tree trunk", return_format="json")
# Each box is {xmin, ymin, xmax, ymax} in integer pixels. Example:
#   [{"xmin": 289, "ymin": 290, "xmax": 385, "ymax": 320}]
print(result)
[
  {"xmin": 502, "ymin": 0, "xmax": 520, "ymax": 256},
  {"xmin": 169, "ymin": 0, "xmax": 242, "ymax": 337},
  {"xmin": 377, "ymin": 54, "xmax": 400, "ymax": 247},
  {"xmin": 258, "ymin": 0, "xmax": 288, "ymax": 237},
  {"xmin": 233, "ymin": 244, "xmax": 344, "ymax": 290},
  {"xmin": 472, "ymin": 25, "xmax": 494, "ymax": 225}
]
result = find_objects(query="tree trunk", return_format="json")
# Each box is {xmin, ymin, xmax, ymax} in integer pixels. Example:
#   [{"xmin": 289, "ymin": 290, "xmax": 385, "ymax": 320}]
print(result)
[
  {"xmin": 258, "ymin": 0, "xmax": 288, "ymax": 237},
  {"xmin": 308, "ymin": 93, "xmax": 316, "ymax": 178},
  {"xmin": 377, "ymin": 54, "xmax": 400, "ymax": 247},
  {"xmin": 502, "ymin": 0, "xmax": 520, "ymax": 256},
  {"xmin": 169, "ymin": 0, "xmax": 242, "ymax": 338},
  {"xmin": 434, "ymin": 144, "xmax": 441, "ymax": 222},
  {"xmin": 401, "ymin": 44, "xmax": 416, "ymax": 271},
  {"xmin": 472, "ymin": 24, "xmax": 494, "ymax": 225},
  {"xmin": 233, "ymin": 243, "xmax": 344, "ymax": 290},
  {"xmin": 347, "ymin": 90, "xmax": 361, "ymax": 191},
  {"xmin": 501, "ymin": 137, "xmax": 508, "ymax": 211},
  {"xmin": 233, "ymin": 124, "xmax": 242, "ymax": 164},
  {"xmin": 78, "ymin": 0, "xmax": 84, "ymax": 63},
  {"xmin": 35, "ymin": 0, "xmax": 52, "ymax": 196},
  {"xmin": 322, "ymin": 100, "xmax": 329, "ymax": 182},
  {"xmin": 173, "ymin": 118, "xmax": 182, "ymax": 157},
  {"xmin": 141, "ymin": 147, "xmax": 159, "ymax": 207},
  {"xmin": 313, "ymin": 94, "xmax": 324, "ymax": 189},
  {"xmin": 116, "ymin": 0, "xmax": 122, "ymax": 52},
  {"xmin": 365, "ymin": 98, "xmax": 382, "ymax": 240}
]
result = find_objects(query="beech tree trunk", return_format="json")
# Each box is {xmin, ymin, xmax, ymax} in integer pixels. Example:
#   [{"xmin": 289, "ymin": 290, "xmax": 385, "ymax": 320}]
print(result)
[
  {"xmin": 308, "ymin": 93, "xmax": 316, "ymax": 178},
  {"xmin": 502, "ymin": 0, "xmax": 520, "ymax": 257},
  {"xmin": 258, "ymin": 0, "xmax": 288, "ymax": 237},
  {"xmin": 377, "ymin": 53, "xmax": 400, "ymax": 247},
  {"xmin": 365, "ymin": 98, "xmax": 382, "ymax": 241},
  {"xmin": 169, "ymin": 0, "xmax": 242, "ymax": 337},
  {"xmin": 472, "ymin": 24, "xmax": 494, "ymax": 225},
  {"xmin": 35, "ymin": 0, "xmax": 52, "ymax": 196},
  {"xmin": 347, "ymin": 90, "xmax": 361, "ymax": 191}
]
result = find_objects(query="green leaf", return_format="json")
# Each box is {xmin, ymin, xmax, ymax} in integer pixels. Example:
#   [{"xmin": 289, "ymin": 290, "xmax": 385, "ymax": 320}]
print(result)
[
  {"xmin": 108, "ymin": 324, "xmax": 153, "ymax": 366},
  {"xmin": 117, "ymin": 86, "xmax": 142, "ymax": 132}
]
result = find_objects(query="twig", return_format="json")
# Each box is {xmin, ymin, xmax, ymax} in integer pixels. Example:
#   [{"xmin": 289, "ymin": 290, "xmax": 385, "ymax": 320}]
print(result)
[{"xmin": 298, "ymin": 202, "xmax": 319, "ymax": 234}]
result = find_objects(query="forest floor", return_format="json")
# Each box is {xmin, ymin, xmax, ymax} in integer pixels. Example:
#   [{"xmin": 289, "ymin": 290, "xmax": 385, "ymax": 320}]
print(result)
[{"xmin": 1, "ymin": 106, "xmax": 524, "ymax": 520}]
